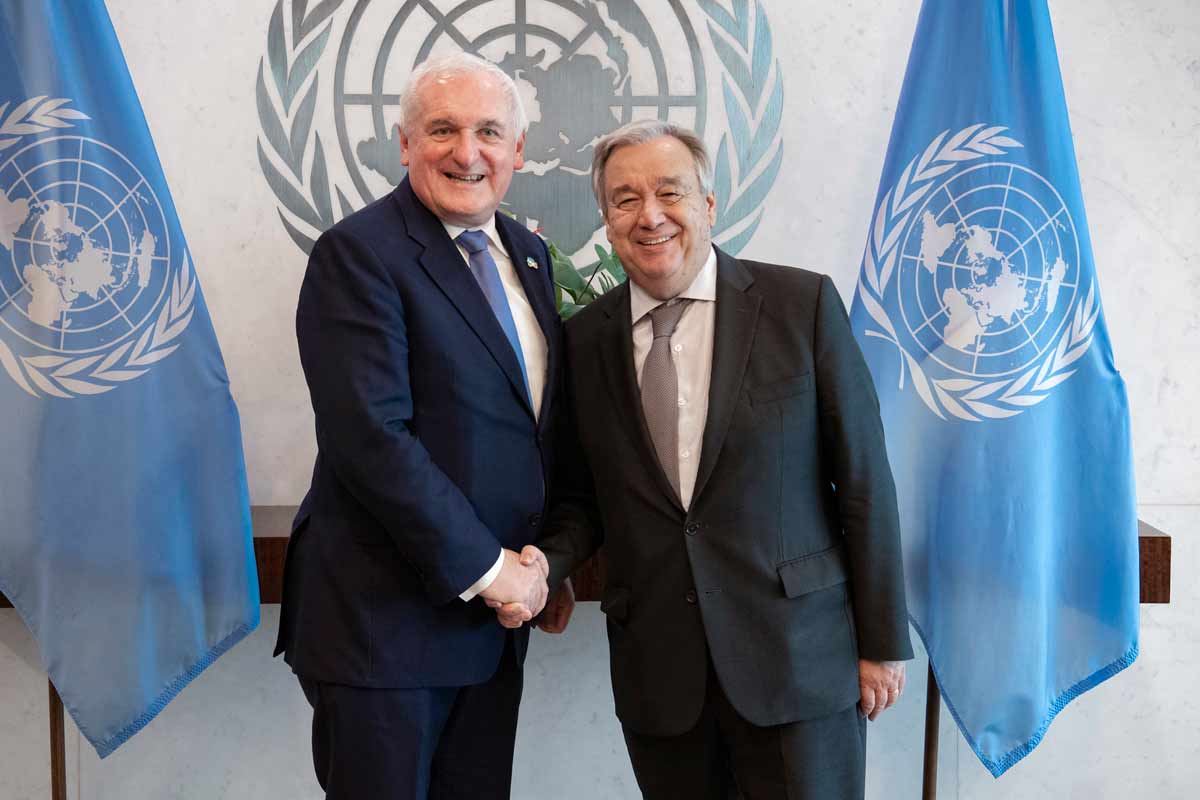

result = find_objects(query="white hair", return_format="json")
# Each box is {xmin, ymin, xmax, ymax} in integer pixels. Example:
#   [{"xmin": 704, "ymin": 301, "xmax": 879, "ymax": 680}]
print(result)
[
  {"xmin": 591, "ymin": 119, "xmax": 714, "ymax": 213},
  {"xmin": 398, "ymin": 52, "xmax": 529, "ymax": 135}
]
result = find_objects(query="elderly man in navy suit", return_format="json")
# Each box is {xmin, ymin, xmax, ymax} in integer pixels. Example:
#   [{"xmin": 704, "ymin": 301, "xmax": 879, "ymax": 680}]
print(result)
[{"xmin": 275, "ymin": 52, "xmax": 567, "ymax": 799}]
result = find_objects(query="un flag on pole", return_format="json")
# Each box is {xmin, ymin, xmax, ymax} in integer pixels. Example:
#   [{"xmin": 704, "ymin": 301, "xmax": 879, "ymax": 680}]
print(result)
[
  {"xmin": 0, "ymin": 2, "xmax": 259, "ymax": 756},
  {"xmin": 850, "ymin": 0, "xmax": 1139, "ymax": 777}
]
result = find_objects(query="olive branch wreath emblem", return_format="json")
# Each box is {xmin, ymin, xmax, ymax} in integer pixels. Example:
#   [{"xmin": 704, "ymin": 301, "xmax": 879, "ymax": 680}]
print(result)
[
  {"xmin": 699, "ymin": 0, "xmax": 783, "ymax": 255},
  {"xmin": 256, "ymin": 0, "xmax": 783, "ymax": 260},
  {"xmin": 0, "ymin": 96, "xmax": 89, "ymax": 152},
  {"xmin": 0, "ymin": 97, "xmax": 196, "ymax": 398},
  {"xmin": 255, "ymin": 0, "xmax": 347, "ymax": 255},
  {"xmin": 856, "ymin": 123, "xmax": 1099, "ymax": 422}
]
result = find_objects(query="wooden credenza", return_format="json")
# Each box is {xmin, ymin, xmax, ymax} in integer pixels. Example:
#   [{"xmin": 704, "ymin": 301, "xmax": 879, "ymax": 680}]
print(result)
[{"xmin": 0, "ymin": 510, "xmax": 1173, "ymax": 608}]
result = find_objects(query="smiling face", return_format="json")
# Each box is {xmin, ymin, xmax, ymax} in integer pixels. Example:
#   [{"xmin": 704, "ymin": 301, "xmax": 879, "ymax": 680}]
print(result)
[
  {"xmin": 400, "ymin": 71, "xmax": 525, "ymax": 227},
  {"xmin": 602, "ymin": 136, "xmax": 717, "ymax": 300}
]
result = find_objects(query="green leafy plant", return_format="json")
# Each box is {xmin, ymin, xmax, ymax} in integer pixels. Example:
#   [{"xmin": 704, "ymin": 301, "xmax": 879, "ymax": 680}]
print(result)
[{"xmin": 549, "ymin": 242, "xmax": 626, "ymax": 319}]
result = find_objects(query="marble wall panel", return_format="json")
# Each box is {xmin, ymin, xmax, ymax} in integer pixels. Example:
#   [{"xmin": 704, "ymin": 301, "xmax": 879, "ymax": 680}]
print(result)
[{"xmin": 0, "ymin": 612, "xmax": 59, "ymax": 800}]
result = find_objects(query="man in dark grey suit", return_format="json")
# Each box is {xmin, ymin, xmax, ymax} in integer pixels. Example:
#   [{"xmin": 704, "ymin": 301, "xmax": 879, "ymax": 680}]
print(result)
[{"xmin": 497, "ymin": 120, "xmax": 913, "ymax": 798}]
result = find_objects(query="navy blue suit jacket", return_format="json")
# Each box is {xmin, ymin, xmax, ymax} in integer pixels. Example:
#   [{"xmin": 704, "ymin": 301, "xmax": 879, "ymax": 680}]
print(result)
[{"xmin": 275, "ymin": 179, "xmax": 562, "ymax": 688}]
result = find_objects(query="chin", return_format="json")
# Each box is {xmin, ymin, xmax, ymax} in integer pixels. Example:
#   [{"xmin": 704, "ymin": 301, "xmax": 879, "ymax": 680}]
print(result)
[
  {"xmin": 646, "ymin": 262, "xmax": 686, "ymax": 283},
  {"xmin": 446, "ymin": 205, "xmax": 491, "ymax": 224}
]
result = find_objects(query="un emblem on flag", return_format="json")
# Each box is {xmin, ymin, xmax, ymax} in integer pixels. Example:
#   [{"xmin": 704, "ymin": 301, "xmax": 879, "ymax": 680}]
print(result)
[
  {"xmin": 0, "ymin": 99, "xmax": 194, "ymax": 398},
  {"xmin": 256, "ymin": 0, "xmax": 783, "ymax": 262},
  {"xmin": 857, "ymin": 125, "xmax": 1099, "ymax": 422}
]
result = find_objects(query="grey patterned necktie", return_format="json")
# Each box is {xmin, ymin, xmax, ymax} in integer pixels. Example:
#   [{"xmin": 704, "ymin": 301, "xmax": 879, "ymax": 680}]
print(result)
[{"xmin": 641, "ymin": 299, "xmax": 691, "ymax": 498}]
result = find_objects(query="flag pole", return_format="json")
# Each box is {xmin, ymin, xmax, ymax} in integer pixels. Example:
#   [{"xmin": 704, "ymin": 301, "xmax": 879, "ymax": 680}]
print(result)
[
  {"xmin": 922, "ymin": 663, "xmax": 940, "ymax": 799},
  {"xmin": 48, "ymin": 679, "xmax": 66, "ymax": 800}
]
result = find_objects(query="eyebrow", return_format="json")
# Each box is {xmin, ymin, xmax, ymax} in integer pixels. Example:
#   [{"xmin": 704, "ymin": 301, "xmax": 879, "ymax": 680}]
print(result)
[
  {"xmin": 424, "ymin": 117, "xmax": 507, "ymax": 131},
  {"xmin": 608, "ymin": 175, "xmax": 690, "ymax": 196}
]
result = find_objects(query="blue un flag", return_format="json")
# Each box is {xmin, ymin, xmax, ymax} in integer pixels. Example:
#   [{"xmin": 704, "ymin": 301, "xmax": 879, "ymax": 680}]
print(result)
[
  {"xmin": 0, "ymin": 2, "xmax": 259, "ymax": 756},
  {"xmin": 849, "ymin": 0, "xmax": 1139, "ymax": 777}
]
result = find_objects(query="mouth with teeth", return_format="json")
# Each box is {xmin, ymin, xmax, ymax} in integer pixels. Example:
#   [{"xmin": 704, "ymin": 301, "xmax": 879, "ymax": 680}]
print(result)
[
  {"xmin": 445, "ymin": 172, "xmax": 485, "ymax": 183},
  {"xmin": 638, "ymin": 233, "xmax": 677, "ymax": 247}
]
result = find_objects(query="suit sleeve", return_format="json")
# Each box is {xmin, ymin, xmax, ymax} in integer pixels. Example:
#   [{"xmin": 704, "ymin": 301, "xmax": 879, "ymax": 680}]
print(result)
[
  {"xmin": 296, "ymin": 227, "xmax": 501, "ymax": 605},
  {"xmin": 813, "ymin": 273, "xmax": 914, "ymax": 661},
  {"xmin": 538, "ymin": 327, "xmax": 605, "ymax": 591}
]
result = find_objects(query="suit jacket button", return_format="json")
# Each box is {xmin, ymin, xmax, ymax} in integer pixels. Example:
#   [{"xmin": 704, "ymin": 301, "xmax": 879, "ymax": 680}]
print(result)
[
  {"xmin": 529, "ymin": 513, "xmax": 542, "ymax": 528},
  {"xmin": 685, "ymin": 522, "xmax": 700, "ymax": 536},
  {"xmin": 685, "ymin": 589, "xmax": 698, "ymax": 604}
]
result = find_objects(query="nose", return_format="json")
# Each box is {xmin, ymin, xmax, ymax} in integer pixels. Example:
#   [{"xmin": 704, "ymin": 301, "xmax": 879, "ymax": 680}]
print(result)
[
  {"xmin": 450, "ymin": 130, "xmax": 479, "ymax": 167},
  {"xmin": 637, "ymin": 197, "xmax": 666, "ymax": 229}
]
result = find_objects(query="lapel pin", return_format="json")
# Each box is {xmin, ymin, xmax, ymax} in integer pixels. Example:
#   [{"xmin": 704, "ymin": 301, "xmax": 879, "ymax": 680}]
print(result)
[{"xmin": 526, "ymin": 256, "xmax": 539, "ymax": 270}]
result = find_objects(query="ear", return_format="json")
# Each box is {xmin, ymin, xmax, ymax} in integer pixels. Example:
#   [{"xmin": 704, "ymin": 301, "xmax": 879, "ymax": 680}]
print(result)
[
  {"xmin": 705, "ymin": 191, "xmax": 717, "ymax": 226},
  {"xmin": 399, "ymin": 124, "xmax": 410, "ymax": 167},
  {"xmin": 513, "ymin": 131, "xmax": 526, "ymax": 170}
]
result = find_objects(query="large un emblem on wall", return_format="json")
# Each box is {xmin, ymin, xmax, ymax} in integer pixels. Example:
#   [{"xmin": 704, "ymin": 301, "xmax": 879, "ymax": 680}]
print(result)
[
  {"xmin": 256, "ymin": 0, "xmax": 783, "ymax": 262},
  {"xmin": 857, "ymin": 125, "xmax": 1099, "ymax": 422},
  {"xmin": 0, "ymin": 98, "xmax": 194, "ymax": 398}
]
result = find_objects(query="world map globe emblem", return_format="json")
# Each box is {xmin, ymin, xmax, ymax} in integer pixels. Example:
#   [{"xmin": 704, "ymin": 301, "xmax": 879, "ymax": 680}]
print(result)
[
  {"xmin": 0, "ymin": 135, "xmax": 171, "ymax": 357},
  {"xmin": 333, "ymin": 0, "xmax": 705, "ymax": 256},
  {"xmin": 896, "ymin": 162, "xmax": 1080, "ymax": 379},
  {"xmin": 856, "ymin": 125, "xmax": 1097, "ymax": 422}
]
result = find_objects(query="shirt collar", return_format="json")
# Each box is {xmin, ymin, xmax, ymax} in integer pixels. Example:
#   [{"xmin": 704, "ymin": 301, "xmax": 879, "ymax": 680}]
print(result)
[
  {"xmin": 629, "ymin": 246, "xmax": 718, "ymax": 325},
  {"xmin": 444, "ymin": 215, "xmax": 502, "ymax": 251}
]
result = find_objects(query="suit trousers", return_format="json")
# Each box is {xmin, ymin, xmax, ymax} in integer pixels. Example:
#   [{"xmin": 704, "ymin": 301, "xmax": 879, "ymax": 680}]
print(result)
[
  {"xmin": 298, "ymin": 632, "xmax": 524, "ymax": 800},
  {"xmin": 622, "ymin": 659, "xmax": 866, "ymax": 800}
]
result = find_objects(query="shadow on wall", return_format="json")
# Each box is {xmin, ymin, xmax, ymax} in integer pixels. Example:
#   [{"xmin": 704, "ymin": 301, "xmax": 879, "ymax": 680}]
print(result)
[{"xmin": 0, "ymin": 611, "xmax": 43, "ymax": 675}]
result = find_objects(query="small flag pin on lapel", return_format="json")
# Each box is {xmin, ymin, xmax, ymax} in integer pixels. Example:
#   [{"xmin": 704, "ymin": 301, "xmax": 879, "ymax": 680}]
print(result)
[{"xmin": 526, "ymin": 256, "xmax": 539, "ymax": 270}]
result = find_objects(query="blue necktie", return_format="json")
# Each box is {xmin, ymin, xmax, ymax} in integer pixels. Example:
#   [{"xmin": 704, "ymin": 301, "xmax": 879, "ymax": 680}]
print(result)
[{"xmin": 456, "ymin": 229, "xmax": 531, "ymax": 402}]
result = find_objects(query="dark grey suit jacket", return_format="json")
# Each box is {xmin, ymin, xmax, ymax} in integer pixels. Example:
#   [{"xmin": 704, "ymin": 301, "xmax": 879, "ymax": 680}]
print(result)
[{"xmin": 540, "ymin": 248, "xmax": 913, "ymax": 737}]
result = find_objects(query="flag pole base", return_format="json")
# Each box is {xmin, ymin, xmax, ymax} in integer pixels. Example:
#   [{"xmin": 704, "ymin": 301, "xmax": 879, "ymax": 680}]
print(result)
[
  {"xmin": 48, "ymin": 678, "xmax": 66, "ymax": 800},
  {"xmin": 922, "ymin": 662, "xmax": 940, "ymax": 799}
]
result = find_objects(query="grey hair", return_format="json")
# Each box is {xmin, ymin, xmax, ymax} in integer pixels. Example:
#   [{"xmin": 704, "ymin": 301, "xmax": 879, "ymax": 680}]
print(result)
[
  {"xmin": 591, "ymin": 120, "xmax": 714, "ymax": 213},
  {"xmin": 398, "ymin": 52, "xmax": 529, "ymax": 135}
]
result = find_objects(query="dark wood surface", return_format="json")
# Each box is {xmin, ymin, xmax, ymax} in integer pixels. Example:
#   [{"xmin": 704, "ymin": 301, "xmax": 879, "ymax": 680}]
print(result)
[
  {"xmin": 1138, "ymin": 519, "xmax": 1172, "ymax": 604},
  {"xmin": 243, "ymin": 506, "xmax": 610, "ymax": 604},
  {"xmin": 0, "ymin": 509, "xmax": 1175, "ymax": 607},
  {"xmin": 250, "ymin": 506, "xmax": 293, "ymax": 608}
]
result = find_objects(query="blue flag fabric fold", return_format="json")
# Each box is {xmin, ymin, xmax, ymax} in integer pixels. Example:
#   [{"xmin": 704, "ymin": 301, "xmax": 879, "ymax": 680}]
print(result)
[
  {"xmin": 849, "ymin": 0, "xmax": 1139, "ymax": 777},
  {"xmin": 0, "ymin": 1, "xmax": 259, "ymax": 757}
]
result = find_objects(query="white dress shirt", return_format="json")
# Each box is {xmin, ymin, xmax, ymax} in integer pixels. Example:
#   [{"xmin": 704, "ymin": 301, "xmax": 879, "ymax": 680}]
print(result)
[
  {"xmin": 629, "ymin": 248, "xmax": 718, "ymax": 510},
  {"xmin": 444, "ymin": 218, "xmax": 548, "ymax": 600}
]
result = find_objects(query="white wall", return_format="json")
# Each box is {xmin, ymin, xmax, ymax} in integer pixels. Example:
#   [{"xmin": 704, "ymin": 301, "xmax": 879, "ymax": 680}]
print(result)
[{"xmin": 2, "ymin": 1, "xmax": 1196, "ymax": 797}]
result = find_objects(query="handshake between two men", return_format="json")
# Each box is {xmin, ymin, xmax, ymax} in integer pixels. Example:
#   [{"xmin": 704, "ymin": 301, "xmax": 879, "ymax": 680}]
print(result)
[
  {"xmin": 475, "ymin": 544, "xmax": 904, "ymax": 721},
  {"xmin": 479, "ymin": 545, "xmax": 574, "ymax": 634},
  {"xmin": 278, "ymin": 54, "xmax": 914, "ymax": 798}
]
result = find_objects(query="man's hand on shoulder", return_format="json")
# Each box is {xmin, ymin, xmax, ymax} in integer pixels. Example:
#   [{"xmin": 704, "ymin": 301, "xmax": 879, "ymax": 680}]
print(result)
[
  {"xmin": 480, "ymin": 545, "xmax": 549, "ymax": 627},
  {"xmin": 858, "ymin": 659, "xmax": 906, "ymax": 721}
]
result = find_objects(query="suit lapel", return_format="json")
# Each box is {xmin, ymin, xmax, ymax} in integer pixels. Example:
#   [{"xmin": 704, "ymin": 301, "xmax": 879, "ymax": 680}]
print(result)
[
  {"xmin": 395, "ymin": 181, "xmax": 532, "ymax": 418},
  {"xmin": 598, "ymin": 283, "xmax": 686, "ymax": 514},
  {"xmin": 495, "ymin": 213, "xmax": 559, "ymax": 430},
  {"xmin": 693, "ymin": 249, "xmax": 759, "ymax": 503},
  {"xmin": 495, "ymin": 214, "xmax": 556, "ymax": 342}
]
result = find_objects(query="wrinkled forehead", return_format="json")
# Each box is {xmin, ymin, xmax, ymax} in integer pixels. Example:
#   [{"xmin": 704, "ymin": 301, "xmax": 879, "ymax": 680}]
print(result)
[
  {"xmin": 411, "ymin": 71, "xmax": 513, "ymax": 123},
  {"xmin": 603, "ymin": 140, "xmax": 702, "ymax": 194}
]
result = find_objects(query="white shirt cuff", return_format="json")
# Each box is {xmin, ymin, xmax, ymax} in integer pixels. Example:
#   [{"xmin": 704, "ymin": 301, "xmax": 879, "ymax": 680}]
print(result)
[{"xmin": 459, "ymin": 550, "xmax": 505, "ymax": 601}]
